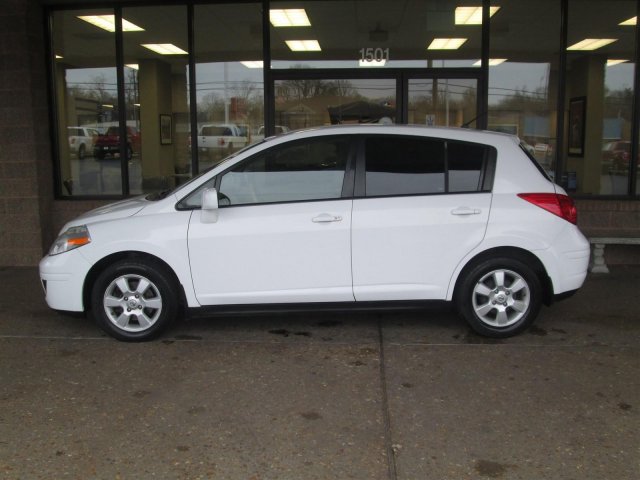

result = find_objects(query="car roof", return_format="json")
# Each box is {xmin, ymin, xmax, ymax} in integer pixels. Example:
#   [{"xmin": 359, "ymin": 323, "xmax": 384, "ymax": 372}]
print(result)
[{"xmin": 270, "ymin": 124, "xmax": 520, "ymax": 146}]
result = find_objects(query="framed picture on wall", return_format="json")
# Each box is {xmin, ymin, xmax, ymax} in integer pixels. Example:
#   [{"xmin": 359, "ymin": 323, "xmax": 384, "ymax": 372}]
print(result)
[
  {"xmin": 160, "ymin": 114, "xmax": 172, "ymax": 145},
  {"xmin": 568, "ymin": 97, "xmax": 586, "ymax": 157}
]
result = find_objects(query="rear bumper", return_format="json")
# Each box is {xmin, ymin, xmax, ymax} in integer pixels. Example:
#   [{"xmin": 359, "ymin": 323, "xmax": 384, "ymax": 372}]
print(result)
[{"xmin": 538, "ymin": 227, "xmax": 590, "ymax": 294}]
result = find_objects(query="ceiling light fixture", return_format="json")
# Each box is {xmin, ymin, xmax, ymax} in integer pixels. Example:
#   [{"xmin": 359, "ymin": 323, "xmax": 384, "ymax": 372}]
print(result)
[
  {"xmin": 606, "ymin": 59, "xmax": 628, "ymax": 66},
  {"xmin": 286, "ymin": 40, "xmax": 321, "ymax": 52},
  {"xmin": 270, "ymin": 9, "xmax": 311, "ymax": 27},
  {"xmin": 473, "ymin": 58, "xmax": 507, "ymax": 66},
  {"xmin": 567, "ymin": 38, "xmax": 617, "ymax": 50},
  {"xmin": 455, "ymin": 6, "xmax": 500, "ymax": 25},
  {"xmin": 77, "ymin": 15, "xmax": 144, "ymax": 32},
  {"xmin": 428, "ymin": 38, "xmax": 468, "ymax": 50},
  {"xmin": 126, "ymin": 64, "xmax": 139, "ymax": 70},
  {"xmin": 241, "ymin": 61, "xmax": 264, "ymax": 68},
  {"xmin": 619, "ymin": 16, "xmax": 637, "ymax": 26},
  {"xmin": 55, "ymin": 55, "xmax": 63, "ymax": 59},
  {"xmin": 141, "ymin": 44, "xmax": 188, "ymax": 55}
]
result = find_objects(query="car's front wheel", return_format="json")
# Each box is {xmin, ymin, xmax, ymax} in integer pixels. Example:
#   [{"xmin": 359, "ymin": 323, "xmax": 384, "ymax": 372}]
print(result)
[
  {"xmin": 455, "ymin": 257, "xmax": 542, "ymax": 338},
  {"xmin": 91, "ymin": 260, "xmax": 178, "ymax": 341}
]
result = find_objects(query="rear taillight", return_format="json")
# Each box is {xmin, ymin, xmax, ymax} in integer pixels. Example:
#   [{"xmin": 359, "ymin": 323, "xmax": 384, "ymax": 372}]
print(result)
[
  {"xmin": 218, "ymin": 138, "xmax": 225, "ymax": 146},
  {"xmin": 517, "ymin": 193, "xmax": 577, "ymax": 225}
]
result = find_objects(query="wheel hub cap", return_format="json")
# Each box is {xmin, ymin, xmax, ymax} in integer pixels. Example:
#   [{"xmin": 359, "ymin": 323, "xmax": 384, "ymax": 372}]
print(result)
[
  {"xmin": 103, "ymin": 274, "xmax": 163, "ymax": 333},
  {"xmin": 472, "ymin": 269, "xmax": 531, "ymax": 328}
]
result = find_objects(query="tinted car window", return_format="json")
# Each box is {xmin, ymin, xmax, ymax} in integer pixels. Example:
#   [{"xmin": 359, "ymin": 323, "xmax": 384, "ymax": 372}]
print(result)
[
  {"xmin": 219, "ymin": 136, "xmax": 350, "ymax": 205},
  {"xmin": 365, "ymin": 136, "xmax": 445, "ymax": 196},
  {"xmin": 447, "ymin": 141, "xmax": 485, "ymax": 192}
]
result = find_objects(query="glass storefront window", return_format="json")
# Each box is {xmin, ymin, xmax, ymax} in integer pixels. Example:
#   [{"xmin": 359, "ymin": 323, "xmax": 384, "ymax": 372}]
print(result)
[
  {"xmin": 270, "ymin": 1, "xmax": 482, "ymax": 69},
  {"xmin": 52, "ymin": 10, "xmax": 122, "ymax": 196},
  {"xmin": 122, "ymin": 5, "xmax": 189, "ymax": 193},
  {"xmin": 194, "ymin": 4, "xmax": 264, "ymax": 171},
  {"xmin": 488, "ymin": 0, "xmax": 561, "ymax": 180},
  {"xmin": 566, "ymin": 0, "xmax": 636, "ymax": 195}
]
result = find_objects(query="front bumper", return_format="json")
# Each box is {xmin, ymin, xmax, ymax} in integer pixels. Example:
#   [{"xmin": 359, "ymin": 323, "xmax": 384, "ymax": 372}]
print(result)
[{"xmin": 39, "ymin": 249, "xmax": 92, "ymax": 312}]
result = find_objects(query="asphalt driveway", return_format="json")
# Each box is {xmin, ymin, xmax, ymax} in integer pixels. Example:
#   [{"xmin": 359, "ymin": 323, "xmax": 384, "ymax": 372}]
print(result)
[{"xmin": 0, "ymin": 267, "xmax": 638, "ymax": 479}]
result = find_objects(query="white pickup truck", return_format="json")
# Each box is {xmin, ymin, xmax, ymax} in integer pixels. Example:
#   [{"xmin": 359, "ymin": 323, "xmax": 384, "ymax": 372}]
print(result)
[
  {"xmin": 197, "ymin": 124, "xmax": 248, "ymax": 161},
  {"xmin": 67, "ymin": 126, "xmax": 100, "ymax": 159}
]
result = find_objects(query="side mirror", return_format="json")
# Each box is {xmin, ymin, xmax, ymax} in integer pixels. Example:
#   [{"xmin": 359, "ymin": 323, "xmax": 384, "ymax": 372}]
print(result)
[{"xmin": 201, "ymin": 188, "xmax": 219, "ymax": 223}]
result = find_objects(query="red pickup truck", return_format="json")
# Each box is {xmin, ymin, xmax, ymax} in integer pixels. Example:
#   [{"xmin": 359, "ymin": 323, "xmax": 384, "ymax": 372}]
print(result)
[{"xmin": 93, "ymin": 126, "xmax": 141, "ymax": 160}]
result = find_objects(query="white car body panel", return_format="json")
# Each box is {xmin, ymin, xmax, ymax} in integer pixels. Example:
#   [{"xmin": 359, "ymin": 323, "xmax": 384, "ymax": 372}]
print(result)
[
  {"xmin": 188, "ymin": 200, "xmax": 353, "ymax": 305},
  {"xmin": 352, "ymin": 193, "xmax": 491, "ymax": 301}
]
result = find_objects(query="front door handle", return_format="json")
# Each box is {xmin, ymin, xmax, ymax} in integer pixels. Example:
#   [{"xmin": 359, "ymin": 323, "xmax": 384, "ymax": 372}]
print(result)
[
  {"xmin": 451, "ymin": 207, "xmax": 481, "ymax": 216},
  {"xmin": 312, "ymin": 213, "xmax": 343, "ymax": 223}
]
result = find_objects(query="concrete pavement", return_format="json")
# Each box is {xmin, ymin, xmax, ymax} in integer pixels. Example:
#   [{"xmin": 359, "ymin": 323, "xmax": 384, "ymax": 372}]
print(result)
[{"xmin": 0, "ymin": 267, "xmax": 638, "ymax": 479}]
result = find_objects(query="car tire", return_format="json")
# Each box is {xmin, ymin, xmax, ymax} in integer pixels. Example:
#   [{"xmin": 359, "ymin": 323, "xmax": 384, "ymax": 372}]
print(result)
[
  {"xmin": 78, "ymin": 144, "xmax": 86, "ymax": 160},
  {"xmin": 127, "ymin": 145, "xmax": 133, "ymax": 160},
  {"xmin": 91, "ymin": 260, "xmax": 178, "ymax": 341},
  {"xmin": 455, "ymin": 257, "xmax": 542, "ymax": 338}
]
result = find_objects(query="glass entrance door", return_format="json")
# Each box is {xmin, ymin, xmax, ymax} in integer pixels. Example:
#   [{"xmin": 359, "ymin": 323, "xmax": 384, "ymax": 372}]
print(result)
[
  {"xmin": 273, "ymin": 77, "xmax": 397, "ymax": 131},
  {"xmin": 270, "ymin": 72, "xmax": 479, "ymax": 132},
  {"xmin": 407, "ymin": 77, "xmax": 479, "ymax": 129}
]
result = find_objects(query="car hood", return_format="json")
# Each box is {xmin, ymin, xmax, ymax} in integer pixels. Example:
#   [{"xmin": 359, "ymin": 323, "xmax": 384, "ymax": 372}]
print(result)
[{"xmin": 67, "ymin": 196, "xmax": 149, "ymax": 228}]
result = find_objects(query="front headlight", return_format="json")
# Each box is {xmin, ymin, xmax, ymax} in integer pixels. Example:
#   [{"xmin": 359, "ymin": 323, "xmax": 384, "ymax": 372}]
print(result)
[{"xmin": 49, "ymin": 225, "xmax": 91, "ymax": 256}]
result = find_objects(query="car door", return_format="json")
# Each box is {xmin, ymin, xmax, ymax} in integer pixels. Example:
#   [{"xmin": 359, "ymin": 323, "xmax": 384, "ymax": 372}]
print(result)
[
  {"xmin": 187, "ymin": 135, "xmax": 355, "ymax": 305},
  {"xmin": 351, "ymin": 135, "xmax": 494, "ymax": 301}
]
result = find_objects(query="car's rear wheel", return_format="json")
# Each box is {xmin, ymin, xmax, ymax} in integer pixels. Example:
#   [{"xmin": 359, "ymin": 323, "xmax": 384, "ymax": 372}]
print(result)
[
  {"xmin": 455, "ymin": 257, "xmax": 542, "ymax": 338},
  {"xmin": 91, "ymin": 260, "xmax": 177, "ymax": 341},
  {"xmin": 78, "ymin": 144, "xmax": 86, "ymax": 160}
]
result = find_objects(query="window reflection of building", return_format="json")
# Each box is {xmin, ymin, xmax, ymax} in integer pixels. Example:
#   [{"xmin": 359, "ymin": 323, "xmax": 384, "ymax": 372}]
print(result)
[{"xmin": 48, "ymin": 1, "xmax": 639, "ymax": 199}]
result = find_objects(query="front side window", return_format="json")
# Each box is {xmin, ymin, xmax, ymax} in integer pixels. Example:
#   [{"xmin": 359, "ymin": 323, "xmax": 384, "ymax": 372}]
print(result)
[{"xmin": 218, "ymin": 137, "xmax": 350, "ymax": 205}]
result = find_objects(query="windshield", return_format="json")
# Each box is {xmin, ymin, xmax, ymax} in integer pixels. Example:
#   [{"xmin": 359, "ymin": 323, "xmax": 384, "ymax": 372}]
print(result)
[{"xmin": 145, "ymin": 139, "xmax": 268, "ymax": 201}]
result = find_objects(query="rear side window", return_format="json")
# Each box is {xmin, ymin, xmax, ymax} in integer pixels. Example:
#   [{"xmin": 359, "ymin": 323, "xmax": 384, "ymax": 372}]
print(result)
[
  {"xmin": 365, "ymin": 137, "xmax": 445, "ymax": 196},
  {"xmin": 364, "ymin": 136, "xmax": 493, "ymax": 197},
  {"xmin": 448, "ymin": 141, "xmax": 485, "ymax": 192}
]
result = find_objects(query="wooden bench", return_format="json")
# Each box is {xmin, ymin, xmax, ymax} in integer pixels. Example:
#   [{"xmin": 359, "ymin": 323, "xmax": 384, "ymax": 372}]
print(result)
[{"xmin": 588, "ymin": 237, "xmax": 640, "ymax": 273}]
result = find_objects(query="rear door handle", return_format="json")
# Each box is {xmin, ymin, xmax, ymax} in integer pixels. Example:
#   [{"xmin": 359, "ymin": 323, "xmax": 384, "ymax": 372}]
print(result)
[
  {"xmin": 312, "ymin": 213, "xmax": 343, "ymax": 223},
  {"xmin": 451, "ymin": 207, "xmax": 481, "ymax": 216}
]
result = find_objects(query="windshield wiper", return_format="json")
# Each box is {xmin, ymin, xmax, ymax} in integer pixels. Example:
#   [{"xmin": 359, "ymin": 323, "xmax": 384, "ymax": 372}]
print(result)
[{"xmin": 145, "ymin": 189, "xmax": 172, "ymax": 201}]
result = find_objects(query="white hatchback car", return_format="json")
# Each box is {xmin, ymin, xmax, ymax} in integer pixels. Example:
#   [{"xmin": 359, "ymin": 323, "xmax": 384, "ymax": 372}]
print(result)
[{"xmin": 40, "ymin": 125, "xmax": 590, "ymax": 341}]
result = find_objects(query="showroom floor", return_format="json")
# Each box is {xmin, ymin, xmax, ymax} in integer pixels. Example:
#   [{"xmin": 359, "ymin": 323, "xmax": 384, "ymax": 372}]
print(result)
[{"xmin": 0, "ymin": 267, "xmax": 638, "ymax": 479}]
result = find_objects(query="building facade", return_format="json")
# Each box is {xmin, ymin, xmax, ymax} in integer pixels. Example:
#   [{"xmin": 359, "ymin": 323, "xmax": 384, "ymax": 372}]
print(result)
[{"xmin": 1, "ymin": 0, "xmax": 640, "ymax": 266}]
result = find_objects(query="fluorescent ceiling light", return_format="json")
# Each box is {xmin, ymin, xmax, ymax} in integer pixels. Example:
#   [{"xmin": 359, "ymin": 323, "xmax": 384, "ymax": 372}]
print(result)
[
  {"xmin": 455, "ymin": 6, "xmax": 500, "ymax": 25},
  {"xmin": 359, "ymin": 59, "xmax": 387, "ymax": 67},
  {"xmin": 241, "ymin": 61, "xmax": 264, "ymax": 68},
  {"xmin": 141, "ymin": 44, "xmax": 188, "ymax": 55},
  {"xmin": 125, "ymin": 64, "xmax": 139, "ymax": 70},
  {"xmin": 607, "ymin": 59, "xmax": 628, "ymax": 66},
  {"xmin": 619, "ymin": 16, "xmax": 637, "ymax": 26},
  {"xmin": 473, "ymin": 58, "xmax": 507, "ymax": 66},
  {"xmin": 567, "ymin": 38, "xmax": 617, "ymax": 50},
  {"xmin": 55, "ymin": 55, "xmax": 63, "ymax": 59},
  {"xmin": 77, "ymin": 15, "xmax": 144, "ymax": 32},
  {"xmin": 102, "ymin": 104, "xmax": 114, "ymax": 108},
  {"xmin": 286, "ymin": 40, "xmax": 321, "ymax": 52},
  {"xmin": 428, "ymin": 38, "xmax": 468, "ymax": 50},
  {"xmin": 270, "ymin": 9, "xmax": 311, "ymax": 27}
]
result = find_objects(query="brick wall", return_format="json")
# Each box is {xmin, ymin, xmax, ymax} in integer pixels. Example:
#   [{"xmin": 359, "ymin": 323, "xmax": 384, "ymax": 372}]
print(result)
[
  {"xmin": 576, "ymin": 199, "xmax": 640, "ymax": 237},
  {"xmin": 576, "ymin": 199, "xmax": 640, "ymax": 265},
  {"xmin": 0, "ymin": 0, "xmax": 54, "ymax": 266}
]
